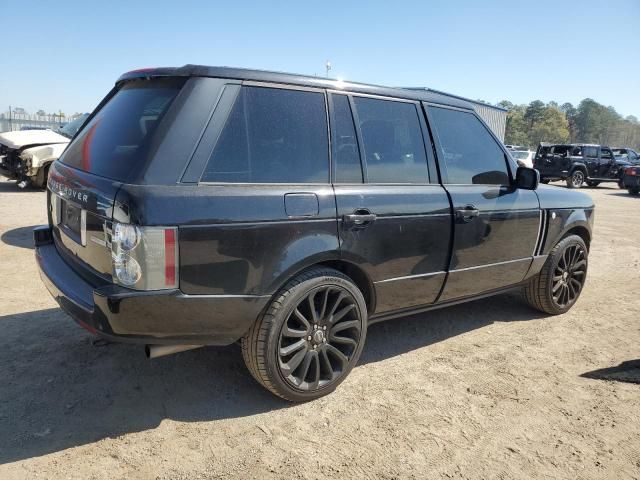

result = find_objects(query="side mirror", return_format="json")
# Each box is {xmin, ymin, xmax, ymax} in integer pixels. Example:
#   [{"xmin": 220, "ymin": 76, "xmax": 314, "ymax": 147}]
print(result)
[{"xmin": 515, "ymin": 166, "xmax": 539, "ymax": 190}]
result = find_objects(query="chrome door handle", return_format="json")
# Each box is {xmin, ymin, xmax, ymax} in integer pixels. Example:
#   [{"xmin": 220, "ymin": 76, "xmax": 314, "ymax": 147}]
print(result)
[
  {"xmin": 343, "ymin": 210, "xmax": 377, "ymax": 228},
  {"xmin": 456, "ymin": 205, "xmax": 479, "ymax": 223}
]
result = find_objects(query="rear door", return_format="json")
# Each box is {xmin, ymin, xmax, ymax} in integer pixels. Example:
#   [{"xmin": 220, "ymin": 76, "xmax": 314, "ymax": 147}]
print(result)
[
  {"xmin": 425, "ymin": 104, "xmax": 540, "ymax": 301},
  {"xmin": 330, "ymin": 93, "xmax": 451, "ymax": 315}
]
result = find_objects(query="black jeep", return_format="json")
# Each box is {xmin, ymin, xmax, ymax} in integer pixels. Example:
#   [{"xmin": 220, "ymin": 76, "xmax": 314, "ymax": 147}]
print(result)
[
  {"xmin": 35, "ymin": 66, "xmax": 594, "ymax": 401},
  {"xmin": 534, "ymin": 143, "xmax": 629, "ymax": 188}
]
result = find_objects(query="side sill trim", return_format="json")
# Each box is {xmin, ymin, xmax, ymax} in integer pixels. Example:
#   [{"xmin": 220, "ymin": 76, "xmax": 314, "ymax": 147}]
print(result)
[
  {"xmin": 369, "ymin": 283, "xmax": 524, "ymax": 324},
  {"xmin": 374, "ymin": 270, "xmax": 446, "ymax": 284}
]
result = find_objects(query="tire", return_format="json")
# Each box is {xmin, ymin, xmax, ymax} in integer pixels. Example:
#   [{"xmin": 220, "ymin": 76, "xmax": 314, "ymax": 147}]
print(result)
[
  {"xmin": 241, "ymin": 267, "xmax": 368, "ymax": 402},
  {"xmin": 586, "ymin": 180, "xmax": 600, "ymax": 187},
  {"xmin": 523, "ymin": 234, "xmax": 588, "ymax": 315},
  {"xmin": 629, "ymin": 187, "xmax": 640, "ymax": 196},
  {"xmin": 566, "ymin": 170, "xmax": 585, "ymax": 189}
]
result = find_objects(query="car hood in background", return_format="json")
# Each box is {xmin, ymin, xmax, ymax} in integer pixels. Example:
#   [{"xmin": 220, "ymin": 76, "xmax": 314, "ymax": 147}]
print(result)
[{"xmin": 0, "ymin": 129, "xmax": 69, "ymax": 149}]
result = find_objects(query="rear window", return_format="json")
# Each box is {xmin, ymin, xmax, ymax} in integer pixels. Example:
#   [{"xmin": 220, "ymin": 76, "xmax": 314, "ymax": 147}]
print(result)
[{"xmin": 61, "ymin": 77, "xmax": 185, "ymax": 181}]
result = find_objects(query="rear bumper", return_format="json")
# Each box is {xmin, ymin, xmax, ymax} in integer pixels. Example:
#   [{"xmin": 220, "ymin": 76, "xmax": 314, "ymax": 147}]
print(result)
[{"xmin": 34, "ymin": 226, "xmax": 269, "ymax": 345}]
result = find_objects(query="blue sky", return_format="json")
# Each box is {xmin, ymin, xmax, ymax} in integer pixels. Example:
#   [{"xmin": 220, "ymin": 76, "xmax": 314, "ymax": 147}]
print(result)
[{"xmin": 1, "ymin": 0, "xmax": 639, "ymax": 117}]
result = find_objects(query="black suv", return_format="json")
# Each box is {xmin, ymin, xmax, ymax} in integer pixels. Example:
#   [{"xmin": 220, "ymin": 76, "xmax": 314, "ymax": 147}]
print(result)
[
  {"xmin": 534, "ymin": 143, "xmax": 629, "ymax": 188},
  {"xmin": 35, "ymin": 66, "xmax": 594, "ymax": 401}
]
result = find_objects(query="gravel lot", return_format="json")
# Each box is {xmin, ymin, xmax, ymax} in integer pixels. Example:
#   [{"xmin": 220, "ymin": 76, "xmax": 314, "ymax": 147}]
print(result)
[{"xmin": 0, "ymin": 178, "xmax": 638, "ymax": 479}]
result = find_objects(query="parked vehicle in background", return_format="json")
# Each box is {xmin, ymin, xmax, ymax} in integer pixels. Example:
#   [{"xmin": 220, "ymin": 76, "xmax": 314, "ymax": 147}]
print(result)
[
  {"xmin": 621, "ymin": 164, "xmax": 640, "ymax": 195},
  {"xmin": 510, "ymin": 149, "xmax": 535, "ymax": 168},
  {"xmin": 0, "ymin": 114, "xmax": 88, "ymax": 188},
  {"xmin": 612, "ymin": 147, "xmax": 640, "ymax": 163},
  {"xmin": 534, "ymin": 142, "xmax": 629, "ymax": 188},
  {"xmin": 35, "ymin": 66, "xmax": 594, "ymax": 401},
  {"xmin": 19, "ymin": 126, "xmax": 49, "ymax": 131}
]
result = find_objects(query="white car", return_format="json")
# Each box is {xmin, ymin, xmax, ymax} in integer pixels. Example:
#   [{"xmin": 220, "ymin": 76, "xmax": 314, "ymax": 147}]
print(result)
[
  {"xmin": 510, "ymin": 149, "xmax": 535, "ymax": 168},
  {"xmin": 0, "ymin": 114, "xmax": 88, "ymax": 188}
]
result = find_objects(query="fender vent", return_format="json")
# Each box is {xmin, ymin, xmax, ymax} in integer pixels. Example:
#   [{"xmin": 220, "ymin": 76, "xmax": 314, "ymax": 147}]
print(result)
[{"xmin": 534, "ymin": 209, "xmax": 548, "ymax": 256}]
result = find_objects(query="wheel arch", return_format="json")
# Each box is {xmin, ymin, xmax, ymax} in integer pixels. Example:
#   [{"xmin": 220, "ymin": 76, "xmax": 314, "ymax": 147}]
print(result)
[
  {"xmin": 569, "ymin": 163, "xmax": 588, "ymax": 176},
  {"xmin": 561, "ymin": 225, "xmax": 591, "ymax": 251},
  {"xmin": 266, "ymin": 257, "xmax": 376, "ymax": 316}
]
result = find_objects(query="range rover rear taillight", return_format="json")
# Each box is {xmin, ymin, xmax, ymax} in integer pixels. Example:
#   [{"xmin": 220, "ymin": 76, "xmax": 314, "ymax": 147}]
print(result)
[
  {"xmin": 110, "ymin": 222, "xmax": 178, "ymax": 290},
  {"xmin": 627, "ymin": 167, "xmax": 639, "ymax": 176}
]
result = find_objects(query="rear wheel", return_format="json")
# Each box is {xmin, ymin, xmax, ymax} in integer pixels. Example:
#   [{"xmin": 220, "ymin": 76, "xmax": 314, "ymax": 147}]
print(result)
[
  {"xmin": 523, "ymin": 235, "xmax": 588, "ymax": 315},
  {"xmin": 566, "ymin": 170, "xmax": 585, "ymax": 189},
  {"xmin": 586, "ymin": 180, "xmax": 600, "ymax": 187},
  {"xmin": 242, "ymin": 267, "xmax": 367, "ymax": 401},
  {"xmin": 629, "ymin": 187, "xmax": 640, "ymax": 195}
]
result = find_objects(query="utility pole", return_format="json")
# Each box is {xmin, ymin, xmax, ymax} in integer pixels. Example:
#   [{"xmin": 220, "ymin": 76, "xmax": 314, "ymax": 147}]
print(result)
[
  {"xmin": 325, "ymin": 61, "xmax": 331, "ymax": 79},
  {"xmin": 8, "ymin": 105, "xmax": 12, "ymax": 131}
]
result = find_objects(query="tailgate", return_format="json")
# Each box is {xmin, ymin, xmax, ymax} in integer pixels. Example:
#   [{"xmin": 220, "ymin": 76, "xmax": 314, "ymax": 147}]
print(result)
[{"xmin": 47, "ymin": 161, "xmax": 121, "ymax": 282}]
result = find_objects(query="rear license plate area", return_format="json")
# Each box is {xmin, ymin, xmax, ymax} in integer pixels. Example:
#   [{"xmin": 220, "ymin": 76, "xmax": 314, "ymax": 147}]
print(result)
[{"xmin": 59, "ymin": 199, "xmax": 86, "ymax": 246}]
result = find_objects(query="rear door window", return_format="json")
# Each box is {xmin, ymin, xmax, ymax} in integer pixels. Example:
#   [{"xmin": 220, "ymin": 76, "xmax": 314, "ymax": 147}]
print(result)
[
  {"xmin": 351, "ymin": 97, "xmax": 428, "ymax": 184},
  {"xmin": 201, "ymin": 86, "xmax": 329, "ymax": 183},
  {"xmin": 427, "ymin": 106, "xmax": 510, "ymax": 185},
  {"xmin": 61, "ymin": 77, "xmax": 185, "ymax": 181}
]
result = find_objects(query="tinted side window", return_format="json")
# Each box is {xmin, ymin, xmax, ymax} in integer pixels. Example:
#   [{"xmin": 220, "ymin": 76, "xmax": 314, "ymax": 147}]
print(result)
[
  {"xmin": 331, "ymin": 95, "xmax": 362, "ymax": 183},
  {"xmin": 584, "ymin": 146, "xmax": 598, "ymax": 158},
  {"xmin": 352, "ymin": 97, "xmax": 428, "ymax": 183},
  {"xmin": 201, "ymin": 87, "xmax": 329, "ymax": 183},
  {"xmin": 600, "ymin": 148, "xmax": 613, "ymax": 160},
  {"xmin": 427, "ymin": 106, "xmax": 509, "ymax": 185}
]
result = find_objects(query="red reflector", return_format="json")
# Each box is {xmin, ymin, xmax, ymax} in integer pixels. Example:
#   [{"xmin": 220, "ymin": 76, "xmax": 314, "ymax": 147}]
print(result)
[{"xmin": 164, "ymin": 229, "xmax": 176, "ymax": 286}]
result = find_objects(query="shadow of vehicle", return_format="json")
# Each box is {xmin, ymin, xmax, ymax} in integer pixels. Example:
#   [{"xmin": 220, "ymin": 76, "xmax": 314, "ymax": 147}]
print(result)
[
  {"xmin": 1, "ymin": 226, "xmax": 39, "ymax": 249},
  {"xmin": 0, "ymin": 292, "xmax": 545, "ymax": 464},
  {"xmin": 581, "ymin": 360, "xmax": 640, "ymax": 385},
  {"xmin": 604, "ymin": 191, "xmax": 640, "ymax": 198}
]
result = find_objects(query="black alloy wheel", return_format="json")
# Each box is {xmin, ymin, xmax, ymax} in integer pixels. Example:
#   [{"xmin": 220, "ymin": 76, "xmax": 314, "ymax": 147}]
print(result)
[
  {"xmin": 242, "ymin": 267, "xmax": 367, "ymax": 401},
  {"xmin": 550, "ymin": 243, "xmax": 587, "ymax": 308},
  {"xmin": 523, "ymin": 234, "xmax": 589, "ymax": 315},
  {"xmin": 278, "ymin": 285, "xmax": 362, "ymax": 391}
]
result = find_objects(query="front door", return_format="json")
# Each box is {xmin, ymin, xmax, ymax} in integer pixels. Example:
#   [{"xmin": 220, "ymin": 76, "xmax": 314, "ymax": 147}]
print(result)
[
  {"xmin": 425, "ymin": 104, "xmax": 540, "ymax": 301},
  {"xmin": 329, "ymin": 93, "xmax": 451, "ymax": 315},
  {"xmin": 583, "ymin": 146, "xmax": 600, "ymax": 177}
]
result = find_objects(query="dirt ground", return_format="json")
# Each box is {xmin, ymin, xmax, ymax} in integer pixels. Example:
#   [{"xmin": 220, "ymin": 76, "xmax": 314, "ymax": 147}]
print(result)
[{"xmin": 0, "ymin": 178, "xmax": 638, "ymax": 480}]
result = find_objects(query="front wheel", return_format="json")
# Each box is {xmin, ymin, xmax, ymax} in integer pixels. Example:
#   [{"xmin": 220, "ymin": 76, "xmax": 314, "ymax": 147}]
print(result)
[
  {"xmin": 566, "ymin": 170, "xmax": 585, "ymax": 189},
  {"xmin": 523, "ymin": 234, "xmax": 588, "ymax": 315},
  {"xmin": 242, "ymin": 267, "xmax": 367, "ymax": 401}
]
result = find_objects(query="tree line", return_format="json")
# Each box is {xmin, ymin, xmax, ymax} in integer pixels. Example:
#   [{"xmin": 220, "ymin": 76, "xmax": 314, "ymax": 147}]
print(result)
[{"xmin": 496, "ymin": 98, "xmax": 640, "ymax": 150}]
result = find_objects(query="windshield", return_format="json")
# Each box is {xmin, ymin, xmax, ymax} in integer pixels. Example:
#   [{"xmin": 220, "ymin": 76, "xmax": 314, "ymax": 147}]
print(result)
[
  {"xmin": 511, "ymin": 151, "xmax": 529, "ymax": 160},
  {"xmin": 60, "ymin": 77, "xmax": 185, "ymax": 181},
  {"xmin": 56, "ymin": 114, "xmax": 89, "ymax": 139}
]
